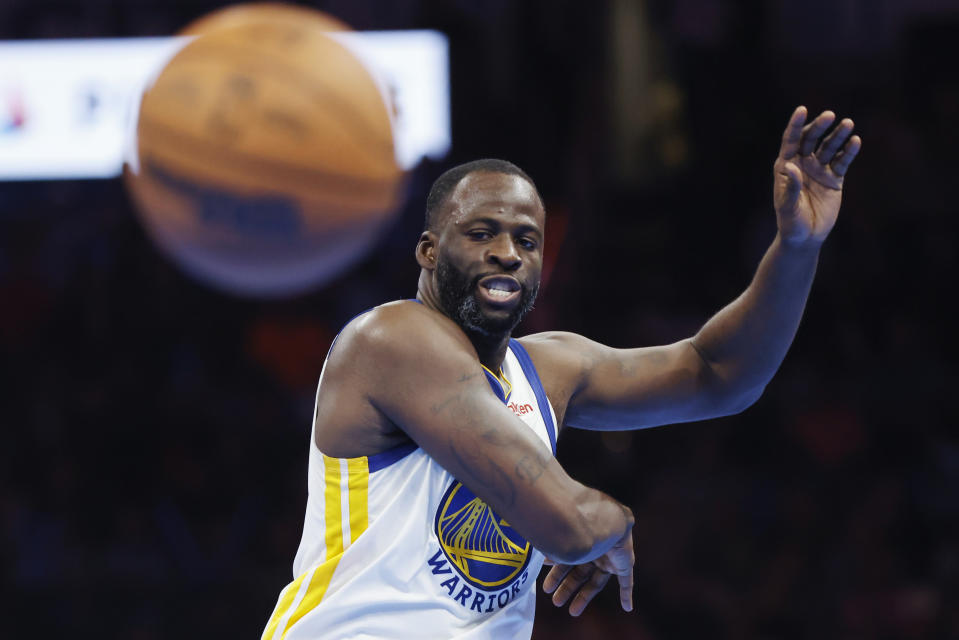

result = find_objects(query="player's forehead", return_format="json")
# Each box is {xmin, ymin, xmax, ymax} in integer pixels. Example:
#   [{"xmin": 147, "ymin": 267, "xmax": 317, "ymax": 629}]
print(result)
[{"xmin": 443, "ymin": 171, "xmax": 545, "ymax": 229}]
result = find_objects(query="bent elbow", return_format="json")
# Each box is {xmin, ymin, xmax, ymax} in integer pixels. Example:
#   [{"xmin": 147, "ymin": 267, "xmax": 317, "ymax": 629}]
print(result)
[{"xmin": 720, "ymin": 385, "xmax": 765, "ymax": 416}]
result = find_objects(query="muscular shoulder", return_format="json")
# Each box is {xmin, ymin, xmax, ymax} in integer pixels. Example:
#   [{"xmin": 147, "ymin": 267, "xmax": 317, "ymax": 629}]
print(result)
[
  {"xmin": 315, "ymin": 300, "xmax": 480, "ymax": 457},
  {"xmin": 516, "ymin": 332, "xmax": 602, "ymax": 430},
  {"xmin": 518, "ymin": 331, "xmax": 602, "ymax": 376},
  {"xmin": 333, "ymin": 300, "xmax": 477, "ymax": 373},
  {"xmin": 519, "ymin": 330, "xmax": 598, "ymax": 354}
]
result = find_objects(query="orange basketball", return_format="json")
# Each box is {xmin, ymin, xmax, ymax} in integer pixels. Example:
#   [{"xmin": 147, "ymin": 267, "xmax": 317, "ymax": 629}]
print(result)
[{"xmin": 126, "ymin": 8, "xmax": 404, "ymax": 296}]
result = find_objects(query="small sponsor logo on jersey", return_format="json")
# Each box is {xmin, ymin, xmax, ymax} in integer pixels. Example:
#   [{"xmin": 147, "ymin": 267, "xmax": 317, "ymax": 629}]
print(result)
[
  {"xmin": 508, "ymin": 401, "xmax": 534, "ymax": 416},
  {"xmin": 427, "ymin": 480, "xmax": 533, "ymax": 613}
]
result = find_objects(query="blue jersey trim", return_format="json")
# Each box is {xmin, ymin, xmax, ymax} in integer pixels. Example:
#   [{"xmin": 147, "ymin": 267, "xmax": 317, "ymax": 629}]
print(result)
[
  {"xmin": 368, "ymin": 442, "xmax": 419, "ymax": 473},
  {"xmin": 483, "ymin": 368, "xmax": 509, "ymax": 402},
  {"xmin": 508, "ymin": 339, "xmax": 557, "ymax": 455}
]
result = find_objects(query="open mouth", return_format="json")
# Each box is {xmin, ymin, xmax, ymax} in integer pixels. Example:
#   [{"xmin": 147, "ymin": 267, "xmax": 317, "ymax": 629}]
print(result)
[{"xmin": 477, "ymin": 275, "xmax": 522, "ymax": 306}]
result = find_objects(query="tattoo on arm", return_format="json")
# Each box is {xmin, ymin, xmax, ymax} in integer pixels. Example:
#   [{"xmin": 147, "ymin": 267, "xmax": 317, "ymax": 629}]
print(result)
[
  {"xmin": 515, "ymin": 450, "xmax": 549, "ymax": 486},
  {"xmin": 431, "ymin": 392, "xmax": 520, "ymax": 509},
  {"xmin": 430, "ymin": 396, "xmax": 456, "ymax": 415},
  {"xmin": 449, "ymin": 438, "xmax": 517, "ymax": 508},
  {"xmin": 430, "ymin": 372, "xmax": 480, "ymax": 415}
]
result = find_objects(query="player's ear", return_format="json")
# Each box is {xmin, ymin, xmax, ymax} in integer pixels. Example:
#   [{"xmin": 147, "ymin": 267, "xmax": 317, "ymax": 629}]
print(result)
[{"xmin": 415, "ymin": 231, "xmax": 437, "ymax": 270}]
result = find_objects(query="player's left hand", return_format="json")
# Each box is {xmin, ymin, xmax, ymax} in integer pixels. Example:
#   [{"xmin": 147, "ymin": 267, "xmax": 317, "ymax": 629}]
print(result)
[
  {"xmin": 773, "ymin": 106, "xmax": 862, "ymax": 248},
  {"xmin": 541, "ymin": 529, "xmax": 634, "ymax": 616}
]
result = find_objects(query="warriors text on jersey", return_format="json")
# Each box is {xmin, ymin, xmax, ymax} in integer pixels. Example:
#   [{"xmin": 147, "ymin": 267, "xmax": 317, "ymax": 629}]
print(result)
[{"xmin": 262, "ymin": 328, "xmax": 558, "ymax": 640}]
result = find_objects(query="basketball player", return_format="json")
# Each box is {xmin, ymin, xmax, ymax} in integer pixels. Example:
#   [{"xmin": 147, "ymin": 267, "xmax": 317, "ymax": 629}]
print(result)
[{"xmin": 262, "ymin": 106, "xmax": 861, "ymax": 639}]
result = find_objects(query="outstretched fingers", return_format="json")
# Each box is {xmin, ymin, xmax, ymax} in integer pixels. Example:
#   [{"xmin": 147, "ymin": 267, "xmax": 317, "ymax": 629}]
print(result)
[
  {"xmin": 616, "ymin": 567, "xmax": 634, "ymax": 612},
  {"xmin": 778, "ymin": 106, "xmax": 808, "ymax": 160},
  {"xmin": 798, "ymin": 110, "xmax": 836, "ymax": 156},
  {"xmin": 831, "ymin": 134, "xmax": 862, "ymax": 177},
  {"xmin": 546, "ymin": 564, "xmax": 593, "ymax": 608},
  {"xmin": 542, "ymin": 563, "xmax": 573, "ymax": 596},
  {"xmin": 780, "ymin": 106, "xmax": 863, "ymax": 174},
  {"xmin": 544, "ymin": 562, "xmax": 628, "ymax": 616},
  {"xmin": 815, "ymin": 118, "xmax": 854, "ymax": 164},
  {"xmin": 568, "ymin": 570, "xmax": 612, "ymax": 617}
]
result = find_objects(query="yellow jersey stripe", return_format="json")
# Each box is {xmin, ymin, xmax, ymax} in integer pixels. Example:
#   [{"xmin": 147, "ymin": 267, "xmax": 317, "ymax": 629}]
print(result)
[
  {"xmin": 347, "ymin": 457, "xmax": 369, "ymax": 544},
  {"xmin": 261, "ymin": 570, "xmax": 309, "ymax": 640},
  {"xmin": 281, "ymin": 556, "xmax": 338, "ymax": 636},
  {"xmin": 278, "ymin": 455, "xmax": 369, "ymax": 638},
  {"xmin": 323, "ymin": 455, "xmax": 345, "ymax": 558}
]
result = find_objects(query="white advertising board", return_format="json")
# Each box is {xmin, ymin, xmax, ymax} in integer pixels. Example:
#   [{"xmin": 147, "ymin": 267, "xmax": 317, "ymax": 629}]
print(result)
[{"xmin": 0, "ymin": 31, "xmax": 450, "ymax": 180}]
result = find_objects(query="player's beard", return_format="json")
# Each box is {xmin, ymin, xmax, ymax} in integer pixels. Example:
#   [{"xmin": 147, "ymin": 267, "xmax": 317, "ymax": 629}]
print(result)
[{"xmin": 436, "ymin": 256, "xmax": 539, "ymax": 337}]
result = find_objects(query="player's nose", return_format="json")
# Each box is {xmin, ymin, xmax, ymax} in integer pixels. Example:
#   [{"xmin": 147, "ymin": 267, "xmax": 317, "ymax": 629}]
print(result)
[{"xmin": 486, "ymin": 235, "xmax": 521, "ymax": 271}]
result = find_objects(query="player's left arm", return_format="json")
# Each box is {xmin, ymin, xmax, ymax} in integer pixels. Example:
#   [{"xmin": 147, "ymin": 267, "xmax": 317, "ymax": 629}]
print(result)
[
  {"xmin": 531, "ymin": 106, "xmax": 862, "ymax": 433},
  {"xmin": 534, "ymin": 106, "xmax": 861, "ymax": 617}
]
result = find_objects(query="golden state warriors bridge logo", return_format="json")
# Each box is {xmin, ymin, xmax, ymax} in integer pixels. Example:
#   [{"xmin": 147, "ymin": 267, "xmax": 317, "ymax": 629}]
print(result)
[
  {"xmin": 436, "ymin": 481, "xmax": 531, "ymax": 587},
  {"xmin": 426, "ymin": 480, "xmax": 533, "ymax": 613}
]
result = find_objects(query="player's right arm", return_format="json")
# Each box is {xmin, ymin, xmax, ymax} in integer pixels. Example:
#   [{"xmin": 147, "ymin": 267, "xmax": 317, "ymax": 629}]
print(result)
[{"xmin": 335, "ymin": 301, "xmax": 633, "ymax": 567}]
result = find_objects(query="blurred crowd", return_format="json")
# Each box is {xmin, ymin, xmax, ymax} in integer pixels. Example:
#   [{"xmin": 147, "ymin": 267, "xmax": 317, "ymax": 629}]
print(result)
[{"xmin": 1, "ymin": 1, "xmax": 957, "ymax": 638}]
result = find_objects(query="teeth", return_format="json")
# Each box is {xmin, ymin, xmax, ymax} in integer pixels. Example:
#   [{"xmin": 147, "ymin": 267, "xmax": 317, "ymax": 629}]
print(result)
[{"xmin": 488, "ymin": 288, "xmax": 512, "ymax": 298}]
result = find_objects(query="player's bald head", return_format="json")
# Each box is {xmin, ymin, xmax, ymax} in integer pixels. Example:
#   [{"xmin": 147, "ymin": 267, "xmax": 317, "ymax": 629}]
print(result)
[{"xmin": 424, "ymin": 159, "xmax": 542, "ymax": 232}]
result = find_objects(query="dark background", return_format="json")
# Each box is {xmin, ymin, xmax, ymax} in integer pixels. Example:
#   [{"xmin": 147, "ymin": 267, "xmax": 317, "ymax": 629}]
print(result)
[{"xmin": 2, "ymin": 1, "xmax": 957, "ymax": 638}]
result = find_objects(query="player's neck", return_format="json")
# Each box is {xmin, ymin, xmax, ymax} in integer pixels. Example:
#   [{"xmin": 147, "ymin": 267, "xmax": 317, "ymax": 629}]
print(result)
[
  {"xmin": 467, "ymin": 331, "xmax": 511, "ymax": 373},
  {"xmin": 415, "ymin": 280, "xmax": 511, "ymax": 371}
]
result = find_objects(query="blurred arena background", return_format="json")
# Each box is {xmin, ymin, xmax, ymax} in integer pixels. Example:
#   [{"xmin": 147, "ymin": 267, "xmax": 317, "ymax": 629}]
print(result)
[{"xmin": 1, "ymin": 1, "xmax": 957, "ymax": 638}]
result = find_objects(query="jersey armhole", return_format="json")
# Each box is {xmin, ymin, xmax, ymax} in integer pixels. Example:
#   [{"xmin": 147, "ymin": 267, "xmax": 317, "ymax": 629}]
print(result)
[{"xmin": 508, "ymin": 339, "xmax": 557, "ymax": 455}]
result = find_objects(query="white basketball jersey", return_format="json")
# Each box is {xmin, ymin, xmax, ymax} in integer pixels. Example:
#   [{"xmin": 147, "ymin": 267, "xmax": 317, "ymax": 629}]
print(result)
[{"xmin": 262, "ymin": 336, "xmax": 558, "ymax": 640}]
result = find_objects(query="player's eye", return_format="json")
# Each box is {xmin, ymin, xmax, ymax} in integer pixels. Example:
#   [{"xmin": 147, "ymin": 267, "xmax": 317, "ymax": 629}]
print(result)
[
  {"xmin": 517, "ymin": 237, "xmax": 537, "ymax": 250},
  {"xmin": 468, "ymin": 230, "xmax": 493, "ymax": 240}
]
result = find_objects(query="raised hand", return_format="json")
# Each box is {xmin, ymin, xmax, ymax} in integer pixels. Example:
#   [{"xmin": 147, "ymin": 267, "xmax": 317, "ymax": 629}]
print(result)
[
  {"xmin": 774, "ymin": 106, "xmax": 862, "ymax": 247},
  {"xmin": 542, "ymin": 528, "xmax": 634, "ymax": 617}
]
